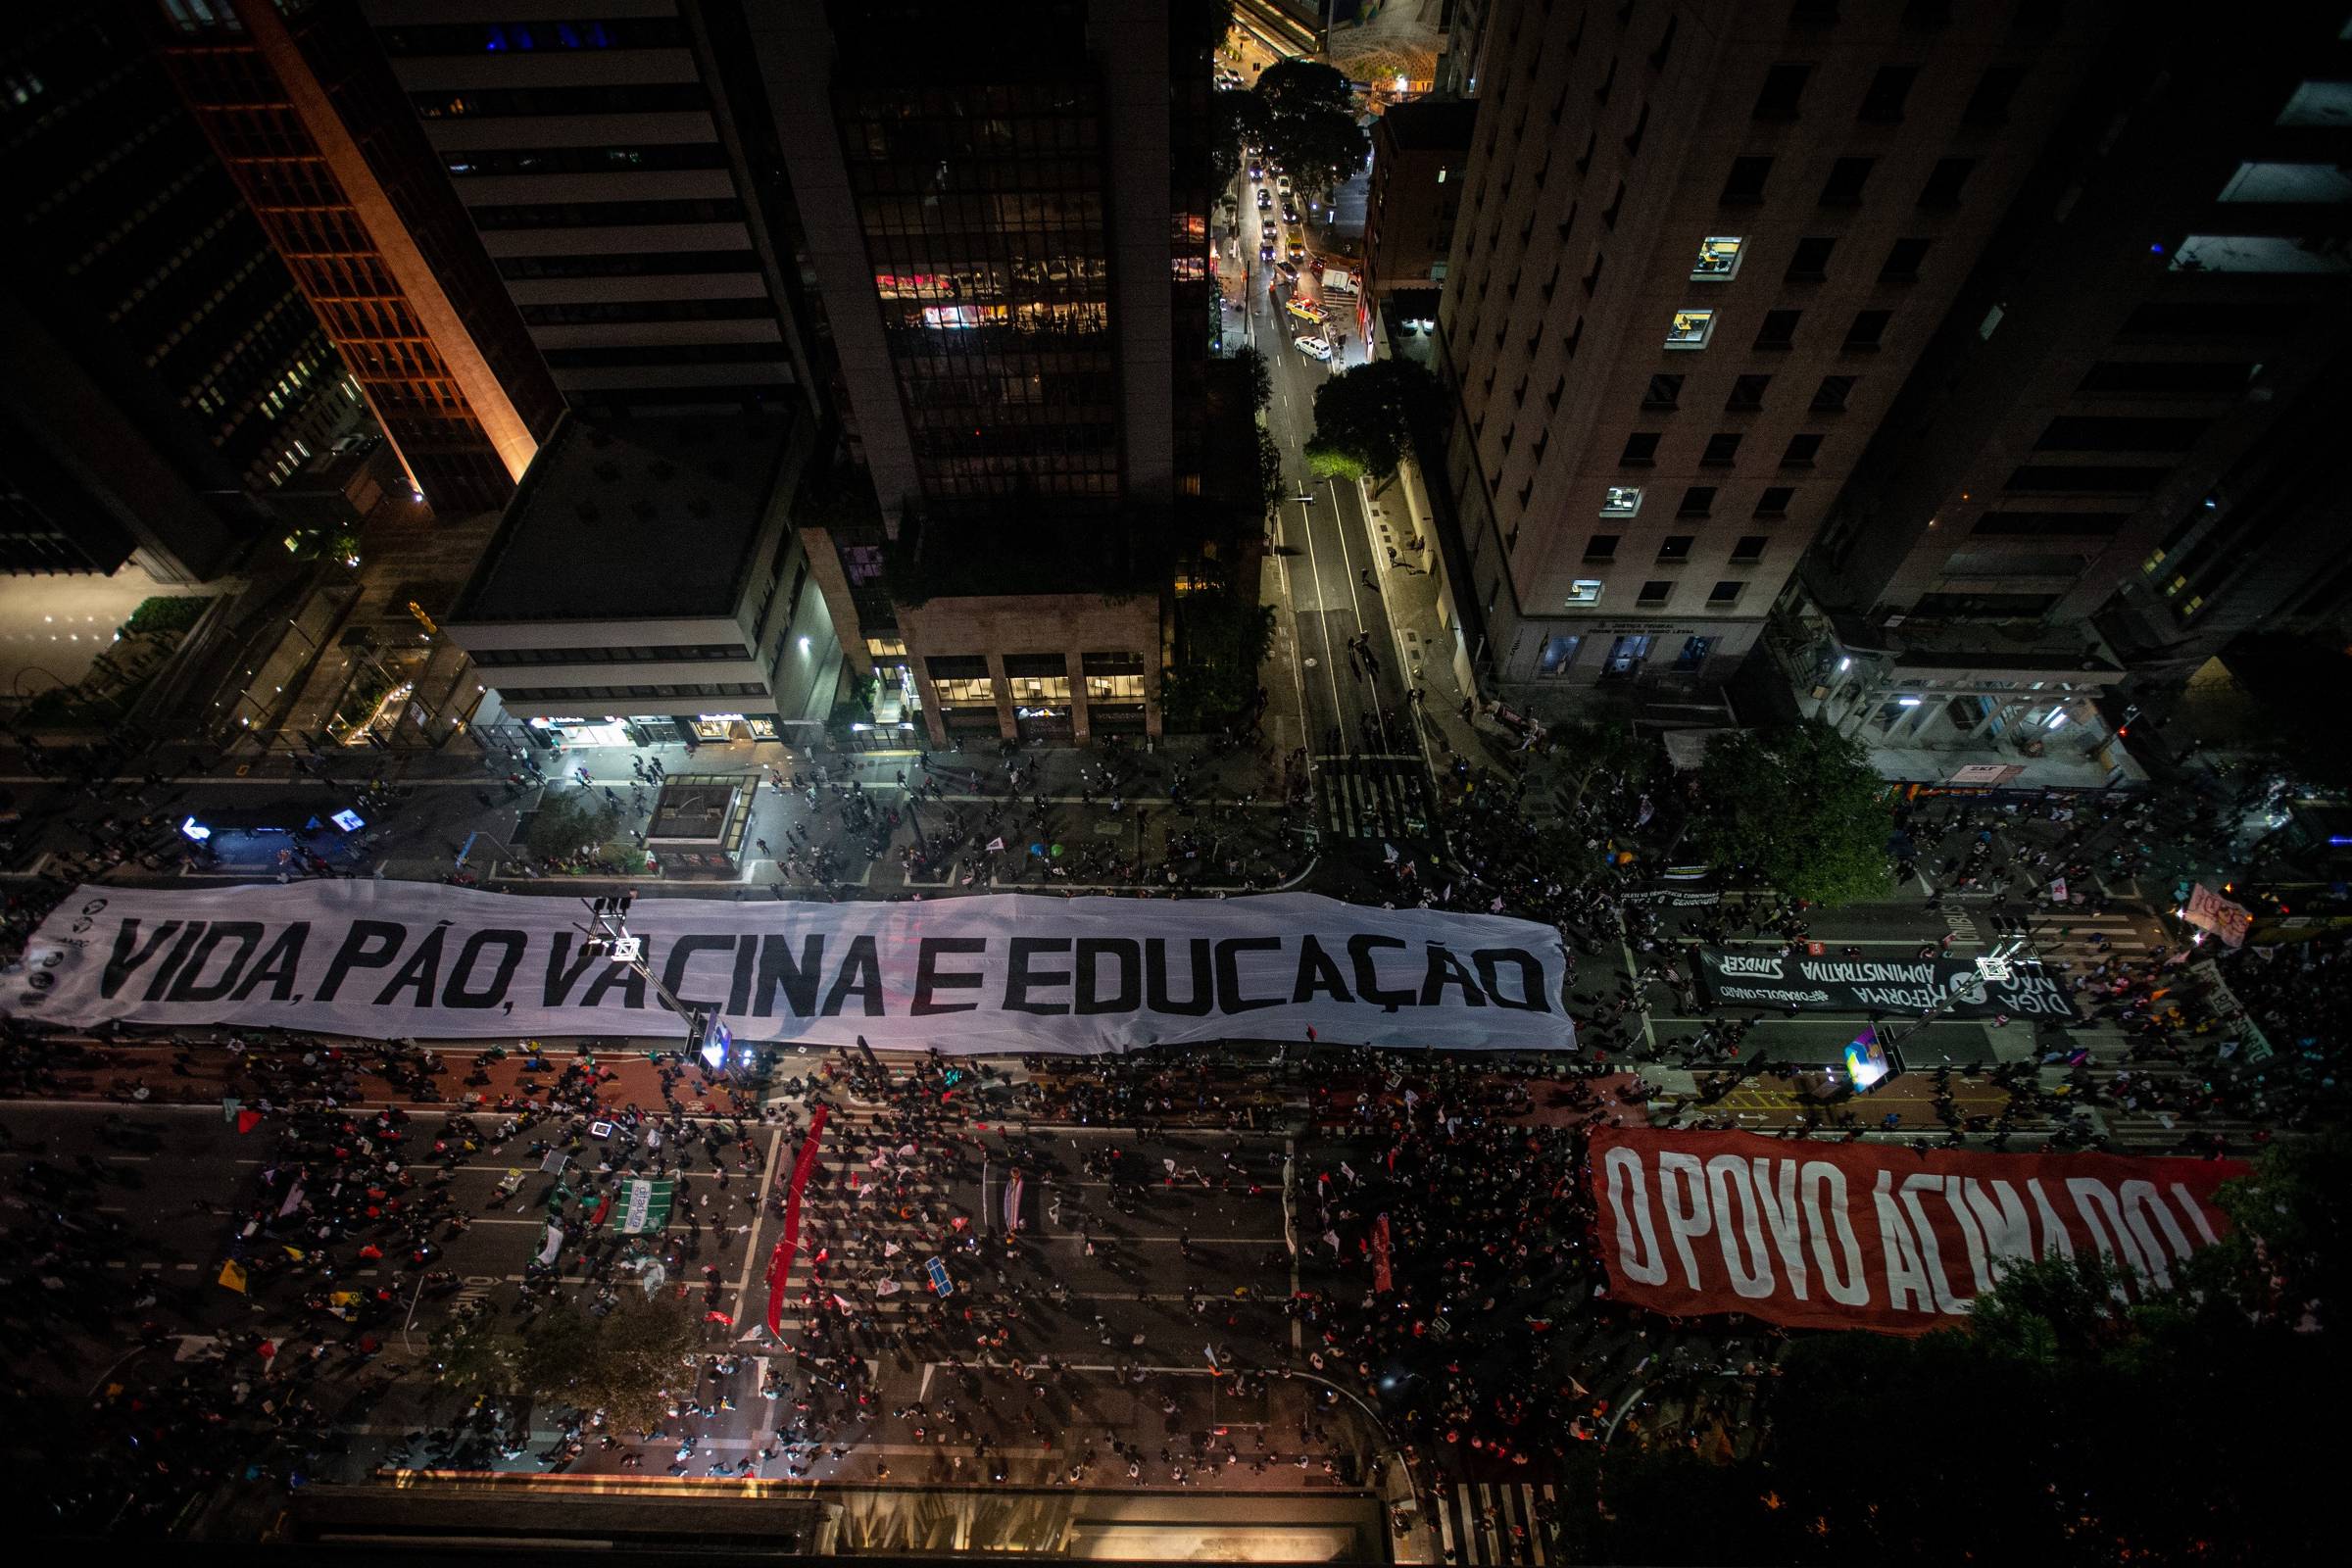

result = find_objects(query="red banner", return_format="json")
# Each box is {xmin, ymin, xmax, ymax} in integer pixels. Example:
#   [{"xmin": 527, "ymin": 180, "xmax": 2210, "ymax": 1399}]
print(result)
[
  {"xmin": 1588, "ymin": 1127, "xmax": 2244, "ymax": 1335},
  {"xmin": 1370, "ymin": 1213, "xmax": 1396, "ymax": 1295},
  {"xmin": 761, "ymin": 1103, "xmax": 830, "ymax": 1337}
]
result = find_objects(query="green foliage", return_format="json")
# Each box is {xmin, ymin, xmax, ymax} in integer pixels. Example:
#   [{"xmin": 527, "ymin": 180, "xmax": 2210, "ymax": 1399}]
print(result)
[
  {"xmin": 516, "ymin": 1293, "xmax": 702, "ymax": 1434},
  {"xmin": 1304, "ymin": 358, "xmax": 1441, "ymax": 494},
  {"xmin": 1234, "ymin": 344, "xmax": 1273, "ymax": 412},
  {"xmin": 1163, "ymin": 594, "xmax": 1274, "ymax": 729},
  {"xmin": 427, "ymin": 1302, "xmax": 519, "ymax": 1399},
  {"xmin": 1256, "ymin": 428, "xmax": 1285, "ymax": 514},
  {"xmin": 2200, "ymin": 1126, "xmax": 2352, "ymax": 1329},
  {"xmin": 123, "ymin": 596, "xmax": 210, "ymax": 637},
  {"xmin": 527, "ymin": 789, "xmax": 619, "ymax": 862},
  {"xmin": 1551, "ymin": 719, "xmax": 1656, "ymax": 808},
  {"xmin": 1692, "ymin": 719, "xmax": 1892, "ymax": 906},
  {"xmin": 1249, "ymin": 59, "xmax": 1369, "ymax": 193}
]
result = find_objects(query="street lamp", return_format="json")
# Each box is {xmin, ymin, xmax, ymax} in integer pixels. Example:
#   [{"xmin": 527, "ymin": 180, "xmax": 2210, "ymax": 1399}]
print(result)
[{"xmin": 577, "ymin": 894, "xmax": 735, "ymax": 1072}]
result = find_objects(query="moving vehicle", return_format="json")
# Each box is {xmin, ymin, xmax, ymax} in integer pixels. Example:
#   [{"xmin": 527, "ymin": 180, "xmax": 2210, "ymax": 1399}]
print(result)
[
  {"xmin": 1260, "ymin": 238, "xmax": 1276, "ymax": 263},
  {"xmin": 1293, "ymin": 334, "xmax": 1333, "ymax": 361},
  {"xmin": 1281, "ymin": 203, "xmax": 1300, "ymax": 225},
  {"xmin": 1276, "ymin": 172, "xmax": 1292, "ymax": 195},
  {"xmin": 1256, "ymin": 187, "xmax": 1272, "ymax": 210},
  {"xmin": 1275, "ymin": 259, "xmax": 1301, "ymax": 282},
  {"xmin": 1287, "ymin": 238, "xmax": 1306, "ymax": 263},
  {"xmin": 1248, "ymin": 162, "xmax": 1263, "ymax": 182}
]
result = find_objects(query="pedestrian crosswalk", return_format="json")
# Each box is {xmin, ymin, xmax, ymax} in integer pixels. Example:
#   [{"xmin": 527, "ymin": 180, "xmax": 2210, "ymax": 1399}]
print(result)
[
  {"xmin": 2025, "ymin": 911, "xmax": 2153, "ymax": 968},
  {"xmin": 1317, "ymin": 754, "xmax": 1430, "ymax": 840},
  {"xmin": 1431, "ymin": 1481, "xmax": 1556, "ymax": 1565}
]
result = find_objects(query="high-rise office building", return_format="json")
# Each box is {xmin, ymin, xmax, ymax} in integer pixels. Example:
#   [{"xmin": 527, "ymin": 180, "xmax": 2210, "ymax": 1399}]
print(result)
[
  {"xmin": 0, "ymin": 0, "xmax": 362, "ymax": 580},
  {"xmin": 742, "ymin": 0, "xmax": 1214, "ymax": 747},
  {"xmin": 1432, "ymin": 0, "xmax": 2104, "ymax": 700},
  {"xmin": 154, "ymin": 0, "xmax": 564, "ymax": 515},
  {"xmin": 1793, "ymin": 0, "xmax": 2352, "ymax": 751},
  {"xmin": 364, "ymin": 1, "xmax": 820, "ymax": 418}
]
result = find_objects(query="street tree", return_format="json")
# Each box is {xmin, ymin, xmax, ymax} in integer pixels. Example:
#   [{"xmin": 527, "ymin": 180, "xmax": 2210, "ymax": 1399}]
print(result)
[
  {"xmin": 1249, "ymin": 59, "xmax": 1369, "ymax": 194},
  {"xmin": 1691, "ymin": 719, "xmax": 1892, "ymax": 906},
  {"xmin": 1550, "ymin": 718, "xmax": 1656, "ymax": 808},
  {"xmin": 516, "ymin": 1293, "xmax": 702, "ymax": 1434},
  {"xmin": 1162, "ymin": 594, "xmax": 1275, "ymax": 729},
  {"xmin": 1256, "ymin": 428, "xmax": 1286, "ymax": 514},
  {"xmin": 526, "ymin": 789, "xmax": 620, "ymax": 863},
  {"xmin": 1303, "ymin": 357, "xmax": 1442, "ymax": 497},
  {"xmin": 1234, "ymin": 344, "xmax": 1273, "ymax": 412},
  {"xmin": 426, "ymin": 1302, "xmax": 520, "ymax": 1400}
]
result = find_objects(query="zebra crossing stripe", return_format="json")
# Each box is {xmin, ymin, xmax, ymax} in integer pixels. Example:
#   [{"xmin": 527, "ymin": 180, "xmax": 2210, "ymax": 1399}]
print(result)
[{"xmin": 1434, "ymin": 1483, "xmax": 1459, "ymax": 1562}]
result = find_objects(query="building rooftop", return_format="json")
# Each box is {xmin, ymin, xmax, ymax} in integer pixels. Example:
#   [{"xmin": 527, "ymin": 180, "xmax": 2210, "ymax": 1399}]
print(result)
[
  {"xmin": 454, "ymin": 410, "xmax": 795, "ymax": 623},
  {"xmin": 1377, "ymin": 99, "xmax": 1478, "ymax": 154}
]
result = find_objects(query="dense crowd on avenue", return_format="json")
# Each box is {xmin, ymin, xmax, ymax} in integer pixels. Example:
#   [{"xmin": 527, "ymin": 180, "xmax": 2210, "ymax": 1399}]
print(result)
[{"xmin": 0, "ymin": 718, "xmax": 2344, "ymax": 1549}]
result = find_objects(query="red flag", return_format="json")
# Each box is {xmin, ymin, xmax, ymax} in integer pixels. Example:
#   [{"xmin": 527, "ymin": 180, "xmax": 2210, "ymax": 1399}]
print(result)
[
  {"xmin": 762, "ymin": 1104, "xmax": 830, "ymax": 1337},
  {"xmin": 1371, "ymin": 1213, "xmax": 1396, "ymax": 1295},
  {"xmin": 236, "ymin": 1109, "xmax": 264, "ymax": 1135}
]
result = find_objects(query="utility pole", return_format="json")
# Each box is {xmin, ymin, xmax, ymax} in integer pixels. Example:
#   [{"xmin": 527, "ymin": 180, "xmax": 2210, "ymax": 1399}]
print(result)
[{"xmin": 577, "ymin": 894, "xmax": 735, "ymax": 1073}]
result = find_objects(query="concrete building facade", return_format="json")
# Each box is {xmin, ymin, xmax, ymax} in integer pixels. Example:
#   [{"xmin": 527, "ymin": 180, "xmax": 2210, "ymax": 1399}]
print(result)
[
  {"xmin": 365, "ymin": 0, "xmax": 819, "ymax": 418},
  {"xmin": 1432, "ymin": 0, "xmax": 2103, "ymax": 708},
  {"xmin": 0, "ymin": 0, "xmax": 363, "ymax": 579},
  {"xmin": 1791, "ymin": 0, "xmax": 2352, "ymax": 755},
  {"xmin": 155, "ymin": 0, "xmax": 564, "ymax": 515},
  {"xmin": 447, "ymin": 407, "xmax": 841, "ymax": 744},
  {"xmin": 1362, "ymin": 98, "xmax": 1475, "ymax": 302}
]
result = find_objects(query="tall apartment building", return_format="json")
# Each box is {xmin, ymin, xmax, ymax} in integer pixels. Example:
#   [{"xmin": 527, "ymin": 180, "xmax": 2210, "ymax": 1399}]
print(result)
[
  {"xmin": 1362, "ymin": 98, "xmax": 1476, "ymax": 305},
  {"xmin": 154, "ymin": 0, "xmax": 563, "ymax": 515},
  {"xmin": 742, "ymin": 0, "xmax": 1214, "ymax": 747},
  {"xmin": 1433, "ymin": 0, "xmax": 2104, "ymax": 701},
  {"xmin": 0, "ymin": 0, "xmax": 362, "ymax": 579},
  {"xmin": 1794, "ymin": 0, "xmax": 2352, "ymax": 752},
  {"xmin": 364, "ymin": 1, "xmax": 820, "ymax": 418}
]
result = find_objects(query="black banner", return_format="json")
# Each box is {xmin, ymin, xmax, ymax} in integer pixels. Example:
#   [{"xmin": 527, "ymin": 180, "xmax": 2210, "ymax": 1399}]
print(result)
[{"xmin": 1692, "ymin": 947, "xmax": 2075, "ymax": 1021}]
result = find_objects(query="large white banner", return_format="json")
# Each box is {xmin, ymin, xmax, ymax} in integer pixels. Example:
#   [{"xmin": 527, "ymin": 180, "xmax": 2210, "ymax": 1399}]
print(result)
[{"xmin": 1, "ymin": 884, "xmax": 1573, "ymax": 1055}]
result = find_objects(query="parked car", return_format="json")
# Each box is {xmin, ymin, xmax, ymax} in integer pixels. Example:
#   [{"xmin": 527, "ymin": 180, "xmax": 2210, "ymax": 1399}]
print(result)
[
  {"xmin": 1293, "ymin": 334, "xmax": 1333, "ymax": 361},
  {"xmin": 1285, "ymin": 296, "xmax": 1328, "ymax": 322}
]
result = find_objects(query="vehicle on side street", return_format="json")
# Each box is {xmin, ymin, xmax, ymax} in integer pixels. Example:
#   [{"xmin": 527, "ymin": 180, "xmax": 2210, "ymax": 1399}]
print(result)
[{"xmin": 1293, "ymin": 334, "xmax": 1333, "ymax": 361}]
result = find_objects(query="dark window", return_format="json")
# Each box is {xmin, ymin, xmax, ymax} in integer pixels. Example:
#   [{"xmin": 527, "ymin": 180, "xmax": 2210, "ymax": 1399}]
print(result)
[
  {"xmin": 1657, "ymin": 536, "xmax": 1695, "ymax": 563},
  {"xmin": 2003, "ymin": 466, "xmax": 2170, "ymax": 494},
  {"xmin": 1639, "ymin": 579, "xmax": 1675, "ymax": 604},
  {"xmin": 1732, "ymin": 535, "xmax": 1770, "ymax": 563},
  {"xmin": 1858, "ymin": 65, "xmax": 1919, "ymax": 122},
  {"xmin": 1880, "ymin": 237, "xmax": 1932, "ymax": 281},
  {"xmin": 1787, "ymin": 236, "xmax": 1836, "ymax": 279},
  {"xmin": 1753, "ymin": 63, "xmax": 1813, "ymax": 121},
  {"xmin": 1971, "ymin": 512, "xmax": 2129, "ymax": 536},
  {"xmin": 1919, "ymin": 157, "xmax": 1975, "ymax": 208},
  {"xmin": 1679, "ymin": 486, "xmax": 1718, "ymax": 517},
  {"xmin": 1755, "ymin": 309, "xmax": 1802, "ymax": 349},
  {"xmin": 1586, "ymin": 534, "xmax": 1621, "ymax": 562},
  {"xmin": 1790, "ymin": 0, "xmax": 1841, "ymax": 25},
  {"xmin": 1812, "ymin": 374, "xmax": 1855, "ymax": 412},
  {"xmin": 1961, "ymin": 65, "xmax": 2026, "ymax": 124},
  {"xmin": 926, "ymin": 655, "xmax": 991, "ymax": 680},
  {"xmin": 1821, "ymin": 157, "xmax": 1874, "ymax": 206},
  {"xmin": 1755, "ymin": 486, "xmax": 1794, "ymax": 517},
  {"xmin": 495, "ymin": 249, "xmax": 764, "ymax": 281},
  {"xmin": 1004, "ymin": 653, "xmax": 1069, "ymax": 679},
  {"xmin": 1721, "ymin": 156, "xmax": 1773, "ymax": 203},
  {"xmin": 1621, "ymin": 432, "xmax": 1661, "ymax": 466},
  {"xmin": 2033, "ymin": 416, "xmax": 2210, "ymax": 453},
  {"xmin": 1844, "ymin": 309, "xmax": 1891, "ymax": 349},
  {"xmin": 2077, "ymin": 362, "xmax": 2253, "ymax": 397},
  {"xmin": 1707, "ymin": 580, "xmax": 1746, "ymax": 604},
  {"xmin": 1783, "ymin": 433, "xmax": 1824, "ymax": 466},
  {"xmin": 469, "ymin": 197, "xmax": 746, "ymax": 230},
  {"xmin": 1903, "ymin": 0, "xmax": 1954, "ymax": 24},
  {"xmin": 1727, "ymin": 374, "xmax": 1772, "ymax": 412},
  {"xmin": 1701, "ymin": 432, "xmax": 1743, "ymax": 466},
  {"xmin": 1642, "ymin": 374, "xmax": 1685, "ymax": 411}
]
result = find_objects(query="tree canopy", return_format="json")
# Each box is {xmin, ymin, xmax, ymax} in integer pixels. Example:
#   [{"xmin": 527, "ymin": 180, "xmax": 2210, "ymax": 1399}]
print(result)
[
  {"xmin": 1248, "ymin": 59, "xmax": 1369, "ymax": 193},
  {"xmin": 430, "ymin": 1291, "xmax": 703, "ymax": 1435},
  {"xmin": 1555, "ymin": 1135, "xmax": 2344, "ymax": 1566},
  {"xmin": 1162, "ymin": 593, "xmax": 1274, "ymax": 729},
  {"xmin": 1691, "ymin": 719, "xmax": 1892, "ymax": 906},
  {"xmin": 526, "ymin": 789, "xmax": 619, "ymax": 862},
  {"xmin": 1303, "ymin": 357, "xmax": 1442, "ymax": 495}
]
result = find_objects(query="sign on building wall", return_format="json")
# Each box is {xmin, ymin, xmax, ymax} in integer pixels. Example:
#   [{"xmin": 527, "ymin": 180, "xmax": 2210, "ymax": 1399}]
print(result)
[{"xmin": 4, "ymin": 886, "xmax": 1573, "ymax": 1055}]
